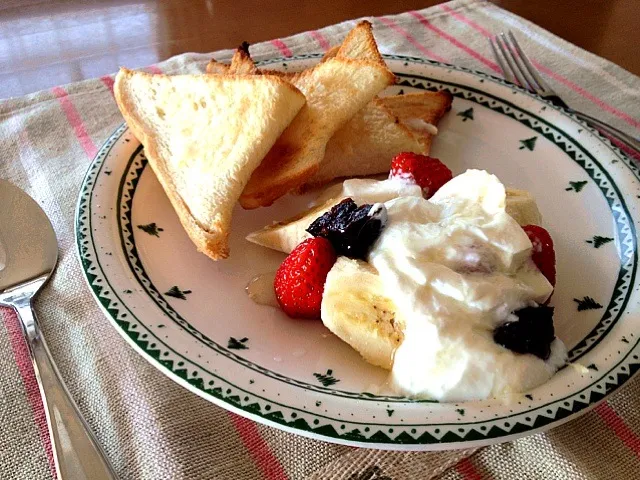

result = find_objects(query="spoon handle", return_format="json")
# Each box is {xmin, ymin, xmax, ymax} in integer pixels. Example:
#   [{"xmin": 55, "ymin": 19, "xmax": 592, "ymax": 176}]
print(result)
[{"xmin": 13, "ymin": 302, "xmax": 118, "ymax": 480}]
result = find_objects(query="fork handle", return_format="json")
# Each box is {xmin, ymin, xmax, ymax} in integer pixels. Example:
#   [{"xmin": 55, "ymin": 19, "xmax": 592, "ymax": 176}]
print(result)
[
  {"xmin": 14, "ymin": 302, "xmax": 118, "ymax": 480},
  {"xmin": 568, "ymin": 109, "xmax": 640, "ymax": 153}
]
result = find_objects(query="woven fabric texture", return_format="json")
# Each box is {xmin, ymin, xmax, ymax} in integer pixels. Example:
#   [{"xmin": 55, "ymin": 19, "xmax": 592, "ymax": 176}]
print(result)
[{"xmin": 0, "ymin": 1, "xmax": 638, "ymax": 478}]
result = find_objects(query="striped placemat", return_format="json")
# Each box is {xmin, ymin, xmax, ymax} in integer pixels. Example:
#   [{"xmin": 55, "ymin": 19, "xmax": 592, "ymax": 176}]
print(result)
[{"xmin": 1, "ymin": 1, "xmax": 638, "ymax": 478}]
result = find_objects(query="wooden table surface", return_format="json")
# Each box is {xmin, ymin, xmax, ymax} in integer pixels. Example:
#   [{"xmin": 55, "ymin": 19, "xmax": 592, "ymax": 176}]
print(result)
[{"xmin": 1, "ymin": 0, "xmax": 638, "ymax": 100}]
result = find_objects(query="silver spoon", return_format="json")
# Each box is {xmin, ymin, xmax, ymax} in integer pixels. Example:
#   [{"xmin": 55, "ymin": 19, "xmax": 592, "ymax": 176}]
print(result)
[{"xmin": 0, "ymin": 180, "xmax": 117, "ymax": 480}]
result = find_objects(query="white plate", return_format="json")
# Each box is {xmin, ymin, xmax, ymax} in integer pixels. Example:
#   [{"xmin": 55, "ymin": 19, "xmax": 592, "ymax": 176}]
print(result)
[{"xmin": 76, "ymin": 55, "xmax": 640, "ymax": 450}]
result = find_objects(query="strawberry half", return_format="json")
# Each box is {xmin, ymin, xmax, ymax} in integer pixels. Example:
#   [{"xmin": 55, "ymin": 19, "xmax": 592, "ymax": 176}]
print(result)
[
  {"xmin": 274, "ymin": 237, "xmax": 337, "ymax": 319},
  {"xmin": 390, "ymin": 152, "xmax": 453, "ymax": 198},
  {"xmin": 523, "ymin": 225, "xmax": 556, "ymax": 287}
]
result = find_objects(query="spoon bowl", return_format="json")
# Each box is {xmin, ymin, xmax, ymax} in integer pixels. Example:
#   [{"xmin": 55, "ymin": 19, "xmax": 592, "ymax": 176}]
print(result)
[
  {"xmin": 0, "ymin": 180, "xmax": 117, "ymax": 480},
  {"xmin": 0, "ymin": 180, "xmax": 57, "ymax": 295}
]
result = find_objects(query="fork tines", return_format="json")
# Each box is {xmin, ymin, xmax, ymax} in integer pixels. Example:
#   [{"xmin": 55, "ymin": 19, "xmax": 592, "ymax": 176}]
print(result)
[{"xmin": 489, "ymin": 31, "xmax": 553, "ymax": 95}]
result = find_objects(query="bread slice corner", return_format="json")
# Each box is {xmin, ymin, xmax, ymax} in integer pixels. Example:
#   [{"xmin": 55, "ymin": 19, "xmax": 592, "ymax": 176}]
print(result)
[
  {"xmin": 238, "ymin": 57, "xmax": 395, "ymax": 209},
  {"xmin": 114, "ymin": 68, "xmax": 305, "ymax": 259}
]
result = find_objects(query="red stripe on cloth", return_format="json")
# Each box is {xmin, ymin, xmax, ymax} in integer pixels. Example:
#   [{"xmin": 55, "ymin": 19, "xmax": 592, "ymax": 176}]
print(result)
[
  {"xmin": 146, "ymin": 65, "xmax": 163, "ymax": 74},
  {"xmin": 439, "ymin": 4, "xmax": 492, "ymax": 37},
  {"xmin": 100, "ymin": 75, "xmax": 115, "ymax": 95},
  {"xmin": 229, "ymin": 414, "xmax": 289, "ymax": 480},
  {"xmin": 601, "ymin": 131, "xmax": 640, "ymax": 162},
  {"xmin": 270, "ymin": 39, "xmax": 293, "ymax": 57},
  {"xmin": 309, "ymin": 30, "xmax": 331, "ymax": 52},
  {"xmin": 455, "ymin": 457, "xmax": 483, "ymax": 480},
  {"xmin": 439, "ymin": 6, "xmax": 640, "ymax": 130},
  {"xmin": 408, "ymin": 10, "xmax": 500, "ymax": 73},
  {"xmin": 534, "ymin": 66, "xmax": 640, "ymax": 129},
  {"xmin": 1, "ymin": 308, "xmax": 57, "ymax": 478},
  {"xmin": 596, "ymin": 403, "xmax": 640, "ymax": 457},
  {"xmin": 377, "ymin": 17, "xmax": 448, "ymax": 64},
  {"xmin": 51, "ymin": 86, "xmax": 98, "ymax": 159}
]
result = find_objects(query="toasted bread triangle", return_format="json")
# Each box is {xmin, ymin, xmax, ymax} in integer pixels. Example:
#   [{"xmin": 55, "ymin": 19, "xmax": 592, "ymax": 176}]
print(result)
[
  {"xmin": 229, "ymin": 42, "xmax": 259, "ymax": 74},
  {"xmin": 303, "ymin": 98, "xmax": 427, "ymax": 188},
  {"xmin": 206, "ymin": 36, "xmax": 452, "ymax": 191},
  {"xmin": 302, "ymin": 92, "xmax": 452, "ymax": 189},
  {"xmin": 204, "ymin": 23, "xmax": 452, "ymax": 197},
  {"xmin": 206, "ymin": 21, "xmax": 381, "ymax": 78},
  {"xmin": 322, "ymin": 46, "xmax": 339, "ymax": 61},
  {"xmin": 206, "ymin": 58, "xmax": 230, "ymax": 75},
  {"xmin": 239, "ymin": 57, "xmax": 395, "ymax": 208},
  {"xmin": 381, "ymin": 91, "xmax": 453, "ymax": 131},
  {"xmin": 114, "ymin": 68, "xmax": 305, "ymax": 259},
  {"xmin": 335, "ymin": 21, "xmax": 386, "ymax": 66}
]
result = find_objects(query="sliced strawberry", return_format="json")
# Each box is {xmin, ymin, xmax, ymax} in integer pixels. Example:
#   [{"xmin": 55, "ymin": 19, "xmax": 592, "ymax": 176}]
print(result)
[
  {"xmin": 389, "ymin": 152, "xmax": 453, "ymax": 198},
  {"xmin": 274, "ymin": 237, "xmax": 337, "ymax": 319},
  {"xmin": 523, "ymin": 225, "xmax": 556, "ymax": 287}
]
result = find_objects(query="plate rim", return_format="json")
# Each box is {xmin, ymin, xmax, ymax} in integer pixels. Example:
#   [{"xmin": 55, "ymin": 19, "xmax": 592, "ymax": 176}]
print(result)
[
  {"xmin": 113, "ymin": 80, "xmax": 637, "ymax": 397},
  {"xmin": 75, "ymin": 54, "xmax": 640, "ymax": 449}
]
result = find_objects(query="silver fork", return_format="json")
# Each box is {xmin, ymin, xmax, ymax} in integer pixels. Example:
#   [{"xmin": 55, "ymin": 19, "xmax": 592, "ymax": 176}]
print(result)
[{"xmin": 489, "ymin": 31, "xmax": 640, "ymax": 153}]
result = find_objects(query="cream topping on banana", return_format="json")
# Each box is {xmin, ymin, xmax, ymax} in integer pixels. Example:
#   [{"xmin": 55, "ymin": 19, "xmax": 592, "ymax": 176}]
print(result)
[
  {"xmin": 368, "ymin": 169, "xmax": 567, "ymax": 401},
  {"xmin": 316, "ymin": 177, "xmax": 423, "ymax": 205}
]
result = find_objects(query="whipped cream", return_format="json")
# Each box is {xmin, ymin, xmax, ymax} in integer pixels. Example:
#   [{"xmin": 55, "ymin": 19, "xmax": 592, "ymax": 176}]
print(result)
[
  {"xmin": 316, "ymin": 177, "xmax": 423, "ymax": 205},
  {"xmin": 403, "ymin": 119, "xmax": 439, "ymax": 136},
  {"xmin": 368, "ymin": 169, "xmax": 567, "ymax": 401}
]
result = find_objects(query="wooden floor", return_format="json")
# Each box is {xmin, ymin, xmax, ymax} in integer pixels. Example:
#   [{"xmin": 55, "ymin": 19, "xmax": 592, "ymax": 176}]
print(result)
[{"xmin": 1, "ymin": 0, "xmax": 638, "ymax": 99}]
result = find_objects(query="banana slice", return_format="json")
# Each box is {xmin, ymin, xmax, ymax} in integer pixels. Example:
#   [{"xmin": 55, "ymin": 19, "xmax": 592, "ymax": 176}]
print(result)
[
  {"xmin": 321, "ymin": 257, "xmax": 403, "ymax": 370},
  {"xmin": 246, "ymin": 178, "xmax": 421, "ymax": 253},
  {"xmin": 505, "ymin": 187, "xmax": 542, "ymax": 226},
  {"xmin": 245, "ymin": 198, "xmax": 337, "ymax": 253},
  {"xmin": 247, "ymin": 183, "xmax": 542, "ymax": 254}
]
